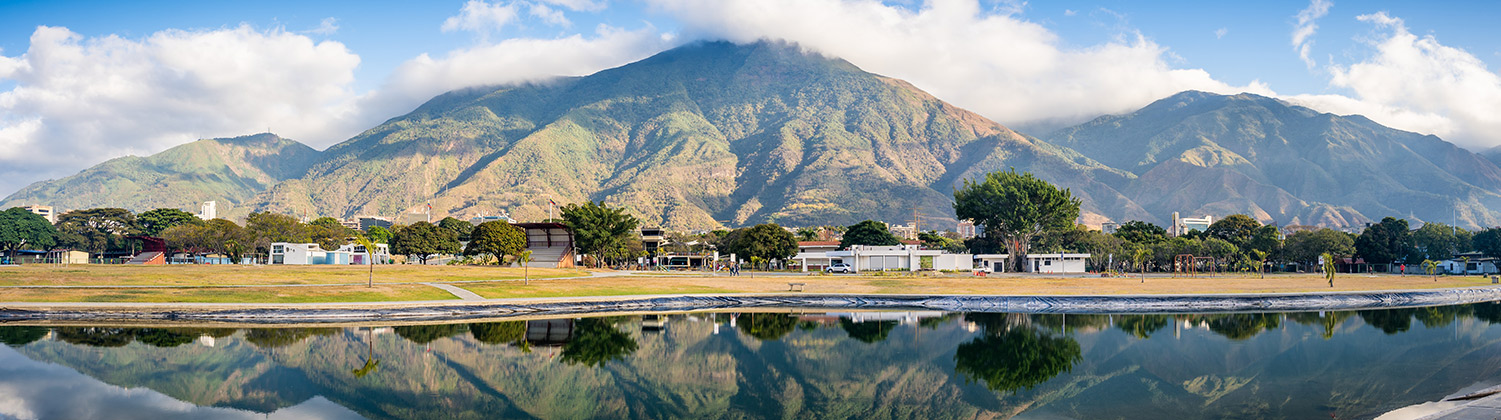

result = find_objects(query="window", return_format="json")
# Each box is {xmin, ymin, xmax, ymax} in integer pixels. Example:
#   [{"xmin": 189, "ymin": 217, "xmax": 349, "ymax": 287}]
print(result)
[{"xmin": 1045, "ymin": 260, "xmax": 1053, "ymax": 266}]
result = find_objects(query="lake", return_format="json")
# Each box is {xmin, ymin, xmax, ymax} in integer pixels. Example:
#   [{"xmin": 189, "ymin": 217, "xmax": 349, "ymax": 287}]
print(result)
[{"xmin": 4, "ymin": 303, "xmax": 1501, "ymax": 419}]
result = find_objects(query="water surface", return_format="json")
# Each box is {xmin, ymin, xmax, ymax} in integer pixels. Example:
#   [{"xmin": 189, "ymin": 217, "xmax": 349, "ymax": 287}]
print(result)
[{"xmin": 4, "ymin": 303, "xmax": 1501, "ymax": 419}]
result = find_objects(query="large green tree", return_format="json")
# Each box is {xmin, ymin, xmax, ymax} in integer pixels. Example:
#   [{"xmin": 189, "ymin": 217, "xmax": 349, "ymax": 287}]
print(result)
[
  {"xmin": 136, "ymin": 208, "xmax": 202, "ymax": 237},
  {"xmin": 365, "ymin": 225, "xmax": 393, "ymax": 244},
  {"xmin": 393, "ymin": 221, "xmax": 462, "ymax": 264},
  {"xmin": 726, "ymin": 223, "xmax": 797, "ymax": 268},
  {"xmin": 308, "ymin": 217, "xmax": 357, "ymax": 250},
  {"xmin": 1280, "ymin": 228, "xmax": 1356, "ymax": 269},
  {"xmin": 55, "ymin": 208, "xmax": 138, "ymax": 256},
  {"xmin": 0, "ymin": 207, "xmax": 57, "ymax": 260},
  {"xmin": 464, "ymin": 221, "xmax": 526, "ymax": 264},
  {"xmin": 1474, "ymin": 228, "xmax": 1501, "ymax": 261},
  {"xmin": 245, "ymin": 211, "xmax": 310, "ymax": 254},
  {"xmin": 438, "ymin": 217, "xmax": 475, "ymax": 242},
  {"xmin": 1411, "ymin": 222, "xmax": 1469, "ymax": 261},
  {"xmin": 953, "ymin": 326, "xmax": 1082, "ymax": 393},
  {"xmin": 560, "ymin": 201, "xmax": 640, "ymax": 266},
  {"xmin": 559, "ymin": 317, "xmax": 638, "ymax": 367},
  {"xmin": 838, "ymin": 220, "xmax": 900, "ymax": 250},
  {"xmin": 1204, "ymin": 214, "xmax": 1281, "ymax": 255},
  {"xmin": 953, "ymin": 169, "xmax": 1081, "ymax": 271},
  {"xmin": 1355, "ymin": 217, "xmax": 1414, "ymax": 265},
  {"xmin": 1112, "ymin": 220, "xmax": 1167, "ymax": 244}
]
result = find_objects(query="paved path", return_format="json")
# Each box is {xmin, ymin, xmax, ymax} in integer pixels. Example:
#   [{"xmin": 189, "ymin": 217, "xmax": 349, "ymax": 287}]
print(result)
[{"xmin": 421, "ymin": 283, "xmax": 485, "ymax": 301}]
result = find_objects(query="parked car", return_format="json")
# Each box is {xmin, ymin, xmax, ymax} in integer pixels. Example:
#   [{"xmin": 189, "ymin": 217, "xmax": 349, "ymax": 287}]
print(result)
[{"xmin": 825, "ymin": 263, "xmax": 854, "ymax": 273}]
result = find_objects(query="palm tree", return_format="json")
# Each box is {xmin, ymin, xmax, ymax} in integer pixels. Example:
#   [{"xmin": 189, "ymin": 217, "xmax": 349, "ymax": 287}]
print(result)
[
  {"xmin": 354, "ymin": 235, "xmax": 378, "ymax": 288},
  {"xmin": 1251, "ymin": 249, "xmax": 1268, "ymax": 279},
  {"xmin": 518, "ymin": 249, "xmax": 533, "ymax": 285},
  {"xmin": 1322, "ymin": 252, "xmax": 1337, "ymax": 288},
  {"xmin": 1133, "ymin": 248, "xmax": 1151, "ymax": 283},
  {"xmin": 1423, "ymin": 259, "xmax": 1439, "ymax": 281}
]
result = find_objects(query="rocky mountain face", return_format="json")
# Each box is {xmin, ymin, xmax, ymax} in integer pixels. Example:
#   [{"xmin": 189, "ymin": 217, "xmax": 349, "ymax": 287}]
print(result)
[
  {"xmin": 1043, "ymin": 91, "xmax": 1501, "ymax": 228},
  {"xmin": 251, "ymin": 40, "xmax": 1141, "ymax": 230},
  {"xmin": 0, "ymin": 133, "xmax": 320, "ymax": 218}
]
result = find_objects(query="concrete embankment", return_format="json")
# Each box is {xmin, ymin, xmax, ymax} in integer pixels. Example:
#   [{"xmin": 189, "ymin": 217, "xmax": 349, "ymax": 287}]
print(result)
[{"xmin": 4, "ymin": 286, "xmax": 1501, "ymax": 324}]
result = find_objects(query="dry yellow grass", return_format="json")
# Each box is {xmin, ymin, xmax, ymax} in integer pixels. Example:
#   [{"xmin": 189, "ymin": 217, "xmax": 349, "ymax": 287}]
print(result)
[
  {"xmin": 0, "ymin": 264, "xmax": 1495, "ymax": 304},
  {"xmin": 0, "ymin": 284, "xmax": 456, "ymax": 303},
  {"xmin": 0, "ymin": 264, "xmax": 584, "ymax": 286}
]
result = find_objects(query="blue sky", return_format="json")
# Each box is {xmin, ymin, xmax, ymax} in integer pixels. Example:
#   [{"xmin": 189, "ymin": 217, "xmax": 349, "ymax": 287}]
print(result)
[{"xmin": 2, "ymin": 0, "xmax": 1500, "ymax": 195}]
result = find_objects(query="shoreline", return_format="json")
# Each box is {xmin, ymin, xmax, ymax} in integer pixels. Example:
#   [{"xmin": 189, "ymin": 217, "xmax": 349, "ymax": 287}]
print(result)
[{"xmin": 5, "ymin": 285, "xmax": 1501, "ymax": 325}]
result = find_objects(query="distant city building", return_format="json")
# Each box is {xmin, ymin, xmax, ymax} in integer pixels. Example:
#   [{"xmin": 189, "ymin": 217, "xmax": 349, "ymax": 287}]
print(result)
[
  {"xmin": 470, "ymin": 214, "xmax": 517, "ymax": 225},
  {"xmin": 354, "ymin": 216, "xmax": 393, "ymax": 231},
  {"xmin": 957, "ymin": 220, "xmax": 977, "ymax": 239},
  {"xmin": 886, "ymin": 223, "xmax": 918, "ymax": 240},
  {"xmin": 21, "ymin": 205, "xmax": 54, "ymax": 224},
  {"xmin": 1170, "ymin": 212, "xmax": 1213, "ymax": 236},
  {"xmin": 1101, "ymin": 222, "xmax": 1120, "ymax": 234},
  {"xmin": 197, "ymin": 201, "xmax": 216, "ymax": 220}
]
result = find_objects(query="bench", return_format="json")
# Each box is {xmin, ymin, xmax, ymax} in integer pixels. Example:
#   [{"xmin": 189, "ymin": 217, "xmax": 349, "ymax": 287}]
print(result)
[{"xmin": 788, "ymin": 282, "xmax": 806, "ymax": 292}]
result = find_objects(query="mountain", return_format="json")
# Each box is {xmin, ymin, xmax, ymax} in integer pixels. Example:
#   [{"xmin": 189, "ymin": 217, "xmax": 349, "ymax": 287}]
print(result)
[
  {"xmin": 251, "ymin": 40, "xmax": 1144, "ymax": 229},
  {"xmin": 0, "ymin": 133, "xmax": 321, "ymax": 217},
  {"xmin": 1043, "ymin": 91, "xmax": 1501, "ymax": 228}
]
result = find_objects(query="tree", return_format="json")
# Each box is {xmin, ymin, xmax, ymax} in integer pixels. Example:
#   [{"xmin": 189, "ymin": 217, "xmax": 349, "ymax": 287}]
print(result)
[
  {"xmin": 839, "ymin": 220, "xmax": 900, "ymax": 250},
  {"xmin": 308, "ymin": 219, "xmax": 356, "ymax": 251},
  {"xmin": 365, "ymin": 225, "xmax": 393, "ymax": 244},
  {"xmin": 795, "ymin": 227, "xmax": 820, "ymax": 242},
  {"xmin": 438, "ymin": 217, "xmax": 475, "ymax": 242},
  {"xmin": 1251, "ymin": 249, "xmax": 1269, "ymax": 279},
  {"xmin": 391, "ymin": 222, "xmax": 461, "ymax": 264},
  {"xmin": 1132, "ymin": 247, "xmax": 1151, "ymax": 283},
  {"xmin": 354, "ymin": 235, "xmax": 379, "ymax": 287},
  {"xmin": 137, "ymin": 208, "xmax": 202, "ymax": 237},
  {"xmin": 465, "ymin": 221, "xmax": 526, "ymax": 265},
  {"xmin": 0, "ymin": 207, "xmax": 57, "ymax": 261},
  {"xmin": 245, "ymin": 211, "xmax": 310, "ymax": 255},
  {"xmin": 953, "ymin": 326, "xmax": 1082, "ymax": 393},
  {"xmin": 726, "ymin": 223, "xmax": 797, "ymax": 268},
  {"xmin": 559, "ymin": 318, "xmax": 638, "ymax": 367},
  {"xmin": 1412, "ymin": 222, "xmax": 1467, "ymax": 261},
  {"xmin": 839, "ymin": 319, "xmax": 898, "ymax": 343},
  {"xmin": 1281, "ymin": 228, "xmax": 1356, "ymax": 270},
  {"xmin": 203, "ymin": 219, "xmax": 251, "ymax": 263},
  {"xmin": 1476, "ymin": 228, "xmax": 1501, "ymax": 261},
  {"xmin": 953, "ymin": 169, "xmax": 1081, "ymax": 274},
  {"xmin": 1355, "ymin": 217, "xmax": 1415, "ymax": 266},
  {"xmin": 55, "ymin": 208, "xmax": 138, "ymax": 256},
  {"xmin": 1423, "ymin": 259, "xmax": 1439, "ymax": 281},
  {"xmin": 1113, "ymin": 221, "xmax": 1167, "ymax": 244},
  {"xmin": 1322, "ymin": 252, "xmax": 1336, "ymax": 287},
  {"xmin": 560, "ymin": 201, "xmax": 640, "ymax": 267},
  {"xmin": 518, "ymin": 250, "xmax": 533, "ymax": 284}
]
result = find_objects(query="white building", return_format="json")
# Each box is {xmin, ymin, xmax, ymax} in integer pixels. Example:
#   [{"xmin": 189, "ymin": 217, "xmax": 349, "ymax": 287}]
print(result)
[
  {"xmin": 974, "ymin": 253, "xmax": 1092, "ymax": 274},
  {"xmin": 21, "ymin": 205, "xmax": 55, "ymax": 224},
  {"xmin": 1170, "ymin": 212, "xmax": 1212, "ymax": 236},
  {"xmin": 807, "ymin": 245, "xmax": 973, "ymax": 272},
  {"xmin": 270, "ymin": 242, "xmax": 387, "ymax": 265},
  {"xmin": 197, "ymin": 201, "xmax": 217, "ymax": 220},
  {"xmin": 337, "ymin": 243, "xmax": 391, "ymax": 265}
]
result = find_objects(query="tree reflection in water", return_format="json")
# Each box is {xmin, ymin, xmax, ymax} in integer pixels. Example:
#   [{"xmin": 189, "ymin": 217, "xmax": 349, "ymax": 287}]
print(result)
[
  {"xmin": 839, "ymin": 319, "xmax": 898, "ymax": 343},
  {"xmin": 468, "ymin": 321, "xmax": 527, "ymax": 346},
  {"xmin": 393, "ymin": 324, "xmax": 468, "ymax": 345},
  {"xmin": 559, "ymin": 317, "xmax": 638, "ymax": 367},
  {"xmin": 1200, "ymin": 314, "xmax": 1282, "ymax": 341},
  {"xmin": 0, "ymin": 326, "xmax": 48, "ymax": 347},
  {"xmin": 953, "ymin": 323, "xmax": 1082, "ymax": 394},
  {"xmin": 243, "ymin": 328, "xmax": 339, "ymax": 349},
  {"xmin": 1287, "ymin": 311, "xmax": 1355, "ymax": 339},
  {"xmin": 1115, "ymin": 315, "xmax": 1171, "ymax": 339},
  {"xmin": 737, "ymin": 313, "xmax": 798, "ymax": 341},
  {"xmin": 1359, "ymin": 308, "xmax": 1417, "ymax": 334}
]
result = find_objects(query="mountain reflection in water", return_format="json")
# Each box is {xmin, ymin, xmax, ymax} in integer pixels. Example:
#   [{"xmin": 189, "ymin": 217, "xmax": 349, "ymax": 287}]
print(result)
[{"xmin": 3, "ymin": 303, "xmax": 1501, "ymax": 419}]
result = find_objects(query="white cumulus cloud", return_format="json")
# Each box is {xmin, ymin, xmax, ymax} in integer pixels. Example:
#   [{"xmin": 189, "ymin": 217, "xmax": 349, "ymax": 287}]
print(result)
[
  {"xmin": 645, "ymin": 0, "xmax": 1267, "ymax": 131},
  {"xmin": 0, "ymin": 25, "xmax": 364, "ymax": 195},
  {"xmin": 1289, "ymin": 11, "xmax": 1501, "ymax": 150},
  {"xmin": 442, "ymin": 0, "xmax": 521, "ymax": 34}
]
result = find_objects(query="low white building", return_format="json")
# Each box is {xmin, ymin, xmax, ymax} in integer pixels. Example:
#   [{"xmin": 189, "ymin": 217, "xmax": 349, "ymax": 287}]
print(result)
[
  {"xmin": 806, "ymin": 245, "xmax": 973, "ymax": 272},
  {"xmin": 336, "ymin": 243, "xmax": 390, "ymax": 265},
  {"xmin": 270, "ymin": 242, "xmax": 387, "ymax": 265},
  {"xmin": 973, "ymin": 253, "xmax": 1092, "ymax": 274}
]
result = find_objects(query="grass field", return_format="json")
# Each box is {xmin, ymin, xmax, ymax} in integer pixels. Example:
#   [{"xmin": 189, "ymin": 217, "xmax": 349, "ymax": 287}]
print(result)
[
  {"xmin": 0, "ymin": 264, "xmax": 585, "ymax": 286},
  {"xmin": 0, "ymin": 264, "xmax": 1496, "ymax": 303}
]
